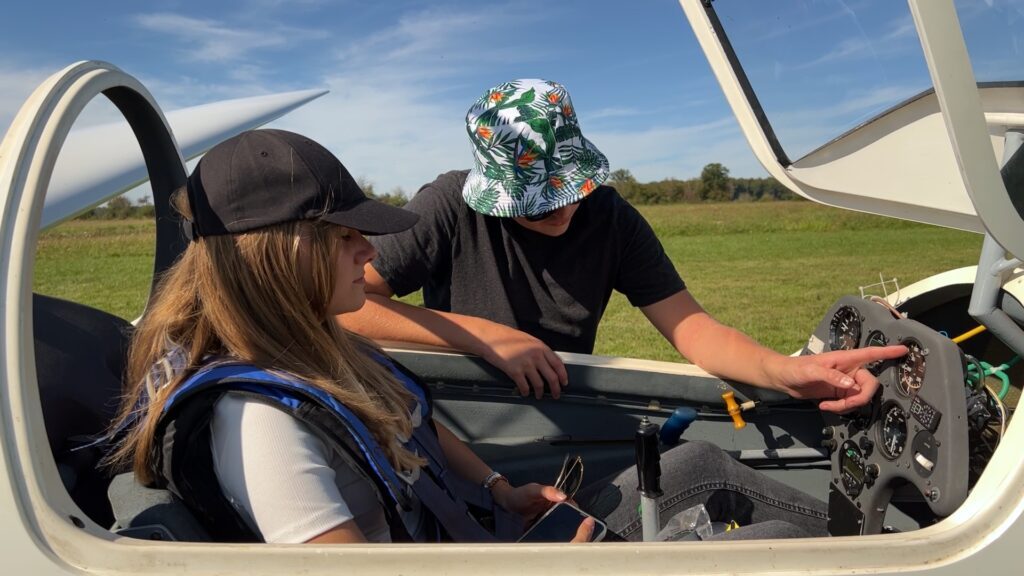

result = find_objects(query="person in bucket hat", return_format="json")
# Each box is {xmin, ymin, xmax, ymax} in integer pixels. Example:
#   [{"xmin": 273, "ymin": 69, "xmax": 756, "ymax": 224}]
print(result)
[
  {"xmin": 340, "ymin": 80, "xmax": 905, "ymax": 412},
  {"xmin": 461, "ymin": 79, "xmax": 609, "ymax": 219}
]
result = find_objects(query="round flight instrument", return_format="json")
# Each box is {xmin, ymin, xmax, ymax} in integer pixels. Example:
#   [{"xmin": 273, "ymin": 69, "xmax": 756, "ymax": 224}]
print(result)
[
  {"xmin": 865, "ymin": 331, "xmax": 890, "ymax": 376},
  {"xmin": 866, "ymin": 330, "xmax": 888, "ymax": 347},
  {"xmin": 878, "ymin": 402, "xmax": 908, "ymax": 460},
  {"xmin": 896, "ymin": 340, "xmax": 926, "ymax": 396},
  {"xmin": 829, "ymin": 306, "xmax": 862, "ymax": 351}
]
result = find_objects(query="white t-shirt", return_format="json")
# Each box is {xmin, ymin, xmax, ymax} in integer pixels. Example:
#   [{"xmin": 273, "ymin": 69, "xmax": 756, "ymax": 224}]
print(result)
[{"xmin": 209, "ymin": 392, "xmax": 424, "ymax": 543}]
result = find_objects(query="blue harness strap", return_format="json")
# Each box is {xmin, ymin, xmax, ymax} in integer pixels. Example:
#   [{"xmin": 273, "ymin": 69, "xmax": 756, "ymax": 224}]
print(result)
[
  {"xmin": 163, "ymin": 361, "xmax": 505, "ymax": 542},
  {"xmin": 164, "ymin": 363, "xmax": 410, "ymax": 507}
]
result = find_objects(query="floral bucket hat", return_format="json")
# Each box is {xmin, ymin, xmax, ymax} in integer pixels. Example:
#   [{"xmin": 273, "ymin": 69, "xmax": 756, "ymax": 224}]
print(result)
[{"xmin": 462, "ymin": 79, "xmax": 610, "ymax": 218}]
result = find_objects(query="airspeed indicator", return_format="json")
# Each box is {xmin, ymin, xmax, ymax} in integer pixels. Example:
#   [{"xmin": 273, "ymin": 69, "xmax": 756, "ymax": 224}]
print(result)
[{"xmin": 829, "ymin": 306, "xmax": 862, "ymax": 351}]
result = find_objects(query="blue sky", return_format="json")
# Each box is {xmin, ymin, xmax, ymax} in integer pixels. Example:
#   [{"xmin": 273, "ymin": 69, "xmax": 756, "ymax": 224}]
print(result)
[{"xmin": 1, "ymin": 1, "xmax": 1023, "ymax": 197}]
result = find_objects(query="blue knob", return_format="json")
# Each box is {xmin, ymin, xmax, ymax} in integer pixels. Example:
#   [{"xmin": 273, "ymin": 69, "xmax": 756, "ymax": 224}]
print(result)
[{"xmin": 660, "ymin": 407, "xmax": 698, "ymax": 446}]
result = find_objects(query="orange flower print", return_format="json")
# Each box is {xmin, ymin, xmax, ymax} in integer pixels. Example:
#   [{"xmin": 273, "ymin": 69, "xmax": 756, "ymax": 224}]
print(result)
[
  {"xmin": 547, "ymin": 92, "xmax": 561, "ymax": 104},
  {"xmin": 581, "ymin": 179, "xmax": 596, "ymax": 195},
  {"xmin": 489, "ymin": 91, "xmax": 506, "ymax": 104},
  {"xmin": 517, "ymin": 149, "xmax": 539, "ymax": 168},
  {"xmin": 477, "ymin": 126, "xmax": 493, "ymax": 140},
  {"xmin": 562, "ymin": 103, "xmax": 574, "ymax": 117},
  {"xmin": 549, "ymin": 176, "xmax": 564, "ymax": 189}
]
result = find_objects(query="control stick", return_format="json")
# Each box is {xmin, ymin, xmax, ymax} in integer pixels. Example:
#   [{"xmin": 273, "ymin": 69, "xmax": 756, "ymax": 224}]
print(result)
[{"xmin": 636, "ymin": 416, "xmax": 663, "ymax": 541}]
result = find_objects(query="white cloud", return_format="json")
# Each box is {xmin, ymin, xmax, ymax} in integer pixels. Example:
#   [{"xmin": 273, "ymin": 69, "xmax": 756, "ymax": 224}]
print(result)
[
  {"xmin": 250, "ymin": 3, "xmax": 556, "ymax": 195},
  {"xmin": 747, "ymin": 1, "xmax": 869, "ymax": 43},
  {"xmin": 587, "ymin": 107, "xmax": 644, "ymax": 121},
  {"xmin": 334, "ymin": 4, "xmax": 545, "ymax": 81},
  {"xmin": 590, "ymin": 117, "xmax": 765, "ymax": 180},
  {"xmin": 762, "ymin": 83, "xmax": 929, "ymax": 159},
  {"xmin": 786, "ymin": 15, "xmax": 918, "ymax": 71},
  {"xmin": 815, "ymin": 84, "xmax": 923, "ymax": 118},
  {"xmin": 133, "ymin": 13, "xmax": 284, "ymax": 62},
  {"xmin": 0, "ymin": 63, "xmax": 52, "ymax": 136},
  {"xmin": 244, "ymin": 0, "xmax": 331, "ymax": 9},
  {"xmin": 0, "ymin": 61, "xmax": 140, "ymax": 139},
  {"xmin": 266, "ymin": 72, "xmax": 470, "ymax": 196},
  {"xmin": 132, "ymin": 13, "xmax": 327, "ymax": 63}
]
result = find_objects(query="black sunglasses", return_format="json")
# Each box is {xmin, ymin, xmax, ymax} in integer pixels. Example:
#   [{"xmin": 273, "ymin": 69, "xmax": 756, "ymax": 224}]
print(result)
[{"xmin": 553, "ymin": 454, "xmax": 584, "ymax": 499}]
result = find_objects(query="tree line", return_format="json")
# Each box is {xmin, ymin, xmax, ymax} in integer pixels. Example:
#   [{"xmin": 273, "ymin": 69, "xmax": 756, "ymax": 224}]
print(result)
[
  {"xmin": 608, "ymin": 164, "xmax": 798, "ymax": 204},
  {"xmin": 76, "ymin": 164, "xmax": 796, "ymax": 219},
  {"xmin": 74, "ymin": 179, "xmax": 408, "ymax": 220}
]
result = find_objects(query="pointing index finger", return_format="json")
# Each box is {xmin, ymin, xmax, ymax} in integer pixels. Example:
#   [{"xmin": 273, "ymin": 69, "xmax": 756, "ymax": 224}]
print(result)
[{"xmin": 842, "ymin": 344, "xmax": 908, "ymax": 364}]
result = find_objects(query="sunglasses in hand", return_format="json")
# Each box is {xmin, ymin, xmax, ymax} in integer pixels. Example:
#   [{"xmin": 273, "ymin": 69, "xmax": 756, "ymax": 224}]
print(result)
[{"xmin": 553, "ymin": 454, "xmax": 584, "ymax": 500}]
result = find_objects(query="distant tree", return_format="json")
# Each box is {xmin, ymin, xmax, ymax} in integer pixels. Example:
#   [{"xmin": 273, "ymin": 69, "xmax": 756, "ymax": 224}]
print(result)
[
  {"xmin": 375, "ymin": 187, "xmax": 408, "ymax": 207},
  {"xmin": 608, "ymin": 169, "xmax": 636, "ymax": 184},
  {"xmin": 699, "ymin": 163, "xmax": 731, "ymax": 202},
  {"xmin": 136, "ymin": 196, "xmax": 151, "ymax": 206},
  {"xmin": 357, "ymin": 177, "xmax": 376, "ymax": 198},
  {"xmin": 357, "ymin": 178, "xmax": 407, "ymax": 207},
  {"xmin": 107, "ymin": 196, "xmax": 133, "ymax": 219},
  {"xmin": 608, "ymin": 168, "xmax": 641, "ymax": 202}
]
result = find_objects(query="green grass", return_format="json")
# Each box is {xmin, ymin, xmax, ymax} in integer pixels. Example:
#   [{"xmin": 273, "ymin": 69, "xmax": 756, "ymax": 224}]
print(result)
[
  {"xmin": 34, "ymin": 202, "xmax": 982, "ymax": 360},
  {"xmin": 594, "ymin": 203, "xmax": 980, "ymax": 360},
  {"xmin": 34, "ymin": 219, "xmax": 155, "ymax": 319}
]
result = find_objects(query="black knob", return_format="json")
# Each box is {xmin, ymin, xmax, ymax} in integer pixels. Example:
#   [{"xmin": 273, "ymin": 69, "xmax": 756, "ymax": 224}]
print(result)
[
  {"xmin": 859, "ymin": 437, "xmax": 874, "ymax": 454},
  {"xmin": 822, "ymin": 438, "xmax": 837, "ymax": 452},
  {"xmin": 866, "ymin": 463, "xmax": 880, "ymax": 479},
  {"xmin": 822, "ymin": 426, "xmax": 835, "ymax": 439}
]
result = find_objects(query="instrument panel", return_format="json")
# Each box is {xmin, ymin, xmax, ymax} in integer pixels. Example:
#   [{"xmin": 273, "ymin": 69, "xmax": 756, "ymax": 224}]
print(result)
[{"xmin": 806, "ymin": 296, "xmax": 969, "ymax": 535}]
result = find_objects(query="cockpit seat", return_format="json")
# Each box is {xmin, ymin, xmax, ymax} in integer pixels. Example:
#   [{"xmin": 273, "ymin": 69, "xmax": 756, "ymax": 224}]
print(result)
[
  {"xmin": 107, "ymin": 472, "xmax": 211, "ymax": 541},
  {"xmin": 34, "ymin": 293, "xmax": 131, "ymax": 527}
]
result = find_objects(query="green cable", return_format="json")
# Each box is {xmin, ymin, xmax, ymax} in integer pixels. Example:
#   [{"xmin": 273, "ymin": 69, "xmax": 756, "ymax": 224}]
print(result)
[
  {"xmin": 986, "ymin": 355, "xmax": 1018, "ymax": 400},
  {"xmin": 965, "ymin": 356, "xmax": 986, "ymax": 391},
  {"xmin": 964, "ymin": 355, "xmax": 1017, "ymax": 399},
  {"xmin": 968, "ymin": 355, "xmax": 1018, "ymax": 400}
]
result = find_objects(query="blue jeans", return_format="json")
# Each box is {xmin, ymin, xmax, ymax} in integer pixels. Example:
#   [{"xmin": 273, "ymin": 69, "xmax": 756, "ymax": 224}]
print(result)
[{"xmin": 576, "ymin": 441, "xmax": 828, "ymax": 541}]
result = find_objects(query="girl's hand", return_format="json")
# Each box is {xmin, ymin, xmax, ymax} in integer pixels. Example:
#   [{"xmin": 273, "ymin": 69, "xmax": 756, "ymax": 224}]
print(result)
[
  {"xmin": 492, "ymin": 482, "xmax": 567, "ymax": 522},
  {"xmin": 570, "ymin": 517, "xmax": 595, "ymax": 543}
]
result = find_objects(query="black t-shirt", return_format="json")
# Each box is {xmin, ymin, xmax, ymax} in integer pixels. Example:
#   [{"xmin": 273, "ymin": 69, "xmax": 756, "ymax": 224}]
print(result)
[{"xmin": 369, "ymin": 170, "xmax": 686, "ymax": 354}]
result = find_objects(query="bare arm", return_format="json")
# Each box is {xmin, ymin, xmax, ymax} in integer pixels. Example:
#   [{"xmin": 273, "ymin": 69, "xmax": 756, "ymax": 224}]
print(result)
[
  {"xmin": 340, "ymin": 264, "xmax": 568, "ymax": 398},
  {"xmin": 305, "ymin": 520, "xmax": 368, "ymax": 544},
  {"xmin": 342, "ymin": 264, "xmax": 499, "ymax": 352},
  {"xmin": 641, "ymin": 291, "xmax": 782, "ymax": 385},
  {"xmin": 642, "ymin": 290, "xmax": 907, "ymax": 412},
  {"xmin": 434, "ymin": 421, "xmax": 569, "ymax": 523}
]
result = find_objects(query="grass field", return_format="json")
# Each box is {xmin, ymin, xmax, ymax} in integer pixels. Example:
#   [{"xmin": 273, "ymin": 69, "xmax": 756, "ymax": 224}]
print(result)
[{"xmin": 34, "ymin": 202, "xmax": 983, "ymax": 362}]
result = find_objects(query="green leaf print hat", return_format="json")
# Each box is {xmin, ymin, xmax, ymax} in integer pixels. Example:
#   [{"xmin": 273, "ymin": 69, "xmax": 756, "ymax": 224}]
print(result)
[{"xmin": 462, "ymin": 79, "xmax": 610, "ymax": 218}]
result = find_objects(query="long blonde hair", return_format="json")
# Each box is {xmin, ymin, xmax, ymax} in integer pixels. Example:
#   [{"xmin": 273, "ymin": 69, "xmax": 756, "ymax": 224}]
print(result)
[{"xmin": 106, "ymin": 191, "xmax": 425, "ymax": 484}]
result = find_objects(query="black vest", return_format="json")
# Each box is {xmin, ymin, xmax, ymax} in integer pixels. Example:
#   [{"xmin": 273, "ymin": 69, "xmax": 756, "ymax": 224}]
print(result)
[{"xmin": 152, "ymin": 357, "xmax": 522, "ymax": 542}]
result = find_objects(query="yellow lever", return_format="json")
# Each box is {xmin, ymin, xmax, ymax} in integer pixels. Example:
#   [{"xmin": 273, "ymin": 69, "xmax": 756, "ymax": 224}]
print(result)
[{"xmin": 722, "ymin": 391, "xmax": 747, "ymax": 429}]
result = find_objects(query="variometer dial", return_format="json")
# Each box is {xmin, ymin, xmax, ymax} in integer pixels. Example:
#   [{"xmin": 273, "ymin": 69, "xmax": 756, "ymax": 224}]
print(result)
[
  {"xmin": 896, "ymin": 340, "xmax": 926, "ymax": 396},
  {"xmin": 878, "ymin": 402, "xmax": 908, "ymax": 460},
  {"xmin": 829, "ymin": 306, "xmax": 862, "ymax": 351},
  {"xmin": 865, "ymin": 330, "xmax": 888, "ymax": 347},
  {"xmin": 864, "ymin": 330, "xmax": 890, "ymax": 376}
]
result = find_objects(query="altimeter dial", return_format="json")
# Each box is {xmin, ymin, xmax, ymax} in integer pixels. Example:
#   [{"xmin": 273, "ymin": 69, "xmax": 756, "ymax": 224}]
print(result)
[
  {"xmin": 878, "ymin": 402, "xmax": 908, "ymax": 460},
  {"xmin": 829, "ymin": 306, "xmax": 862, "ymax": 351},
  {"xmin": 896, "ymin": 340, "xmax": 926, "ymax": 396}
]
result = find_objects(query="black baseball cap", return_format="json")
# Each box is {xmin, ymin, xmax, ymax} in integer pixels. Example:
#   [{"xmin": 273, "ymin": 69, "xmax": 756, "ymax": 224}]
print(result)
[{"xmin": 183, "ymin": 129, "xmax": 418, "ymax": 239}]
